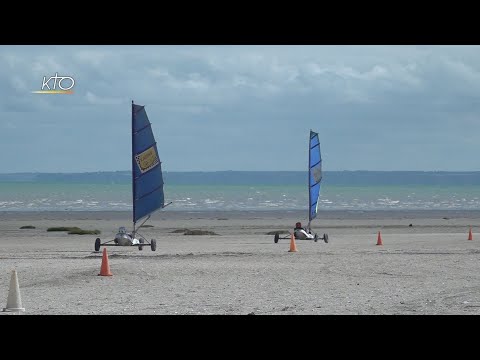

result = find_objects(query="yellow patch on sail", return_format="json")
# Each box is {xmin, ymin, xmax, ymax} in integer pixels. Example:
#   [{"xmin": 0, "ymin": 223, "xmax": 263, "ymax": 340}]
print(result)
[{"xmin": 135, "ymin": 146, "xmax": 160, "ymax": 173}]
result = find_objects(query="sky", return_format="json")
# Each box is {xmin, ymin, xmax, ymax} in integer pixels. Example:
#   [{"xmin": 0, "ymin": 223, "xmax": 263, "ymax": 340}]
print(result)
[{"xmin": 1, "ymin": 45, "xmax": 480, "ymax": 173}]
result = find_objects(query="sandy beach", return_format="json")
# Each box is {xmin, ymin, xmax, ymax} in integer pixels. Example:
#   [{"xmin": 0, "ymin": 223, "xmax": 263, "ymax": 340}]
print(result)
[{"xmin": 1, "ymin": 209, "xmax": 479, "ymax": 315}]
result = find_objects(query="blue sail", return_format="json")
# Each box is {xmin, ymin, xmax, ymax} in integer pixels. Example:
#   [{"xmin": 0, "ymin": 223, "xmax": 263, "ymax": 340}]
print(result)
[
  {"xmin": 132, "ymin": 102, "xmax": 165, "ymax": 224},
  {"xmin": 308, "ymin": 130, "xmax": 322, "ymax": 223}
]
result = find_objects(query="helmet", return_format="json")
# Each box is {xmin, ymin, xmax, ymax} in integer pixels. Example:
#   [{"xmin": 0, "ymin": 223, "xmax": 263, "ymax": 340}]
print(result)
[{"xmin": 295, "ymin": 222, "xmax": 302, "ymax": 228}]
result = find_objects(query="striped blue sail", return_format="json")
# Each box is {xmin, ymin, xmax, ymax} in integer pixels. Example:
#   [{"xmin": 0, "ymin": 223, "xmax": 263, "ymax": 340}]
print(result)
[
  {"xmin": 308, "ymin": 130, "xmax": 322, "ymax": 224},
  {"xmin": 132, "ymin": 102, "xmax": 165, "ymax": 224}
]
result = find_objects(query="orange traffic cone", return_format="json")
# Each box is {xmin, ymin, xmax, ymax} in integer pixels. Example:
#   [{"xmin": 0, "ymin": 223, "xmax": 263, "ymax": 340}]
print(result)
[
  {"xmin": 376, "ymin": 231, "xmax": 383, "ymax": 246},
  {"xmin": 98, "ymin": 248, "xmax": 113, "ymax": 276},
  {"xmin": 288, "ymin": 234, "xmax": 298, "ymax": 252},
  {"xmin": 468, "ymin": 227, "xmax": 473, "ymax": 241}
]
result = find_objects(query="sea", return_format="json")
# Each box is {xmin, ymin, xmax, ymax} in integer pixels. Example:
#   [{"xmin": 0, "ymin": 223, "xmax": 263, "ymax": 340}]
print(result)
[{"xmin": 1, "ymin": 181, "xmax": 480, "ymax": 212}]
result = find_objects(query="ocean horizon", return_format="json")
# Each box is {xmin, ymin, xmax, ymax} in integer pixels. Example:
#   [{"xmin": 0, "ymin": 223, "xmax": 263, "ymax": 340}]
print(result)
[{"xmin": 1, "ymin": 170, "xmax": 479, "ymax": 212}]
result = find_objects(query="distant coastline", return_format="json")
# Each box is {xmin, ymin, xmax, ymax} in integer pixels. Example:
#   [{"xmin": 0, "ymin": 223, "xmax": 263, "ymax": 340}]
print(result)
[{"xmin": 1, "ymin": 171, "xmax": 480, "ymax": 186}]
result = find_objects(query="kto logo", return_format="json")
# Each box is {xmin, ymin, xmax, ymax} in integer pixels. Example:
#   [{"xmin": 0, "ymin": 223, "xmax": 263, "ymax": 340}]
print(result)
[{"xmin": 32, "ymin": 73, "xmax": 75, "ymax": 94}]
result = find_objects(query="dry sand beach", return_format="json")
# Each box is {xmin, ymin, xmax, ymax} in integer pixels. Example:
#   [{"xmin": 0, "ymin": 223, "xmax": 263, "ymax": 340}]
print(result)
[{"xmin": 1, "ymin": 210, "xmax": 480, "ymax": 315}]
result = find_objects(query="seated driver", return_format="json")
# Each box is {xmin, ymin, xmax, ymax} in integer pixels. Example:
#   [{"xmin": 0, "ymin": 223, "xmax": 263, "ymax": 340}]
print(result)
[
  {"xmin": 293, "ymin": 222, "xmax": 316, "ymax": 240},
  {"xmin": 114, "ymin": 226, "xmax": 137, "ymax": 245}
]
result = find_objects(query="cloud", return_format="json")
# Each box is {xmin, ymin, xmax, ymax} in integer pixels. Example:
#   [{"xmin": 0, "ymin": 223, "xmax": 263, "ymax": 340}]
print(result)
[
  {"xmin": 1, "ymin": 122, "xmax": 16, "ymax": 129},
  {"xmin": 1, "ymin": 45, "xmax": 480, "ymax": 171},
  {"xmin": 0, "ymin": 45, "xmax": 464, "ymax": 110},
  {"xmin": 73, "ymin": 49, "xmax": 110, "ymax": 68},
  {"xmin": 85, "ymin": 91, "xmax": 126, "ymax": 105}
]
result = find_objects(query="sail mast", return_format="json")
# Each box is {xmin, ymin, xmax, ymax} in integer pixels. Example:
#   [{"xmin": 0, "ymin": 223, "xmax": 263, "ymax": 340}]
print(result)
[
  {"xmin": 131, "ymin": 100, "xmax": 136, "ymax": 233},
  {"xmin": 308, "ymin": 129, "xmax": 312, "ymax": 231}
]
